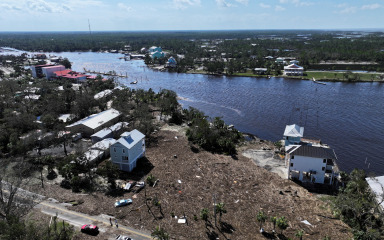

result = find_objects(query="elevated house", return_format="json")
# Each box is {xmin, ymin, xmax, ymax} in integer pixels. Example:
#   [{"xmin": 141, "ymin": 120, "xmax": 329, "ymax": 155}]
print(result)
[
  {"xmin": 66, "ymin": 108, "xmax": 121, "ymax": 137},
  {"xmin": 286, "ymin": 145, "xmax": 338, "ymax": 185},
  {"xmin": 284, "ymin": 124, "xmax": 304, "ymax": 147},
  {"xmin": 149, "ymin": 46, "xmax": 165, "ymax": 59},
  {"xmin": 284, "ymin": 64, "xmax": 304, "ymax": 76},
  {"xmin": 110, "ymin": 129, "xmax": 145, "ymax": 172},
  {"xmin": 166, "ymin": 57, "xmax": 177, "ymax": 68}
]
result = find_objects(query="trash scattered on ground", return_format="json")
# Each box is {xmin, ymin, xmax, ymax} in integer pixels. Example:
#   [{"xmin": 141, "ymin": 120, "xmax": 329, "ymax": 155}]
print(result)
[{"xmin": 301, "ymin": 220, "xmax": 312, "ymax": 226}]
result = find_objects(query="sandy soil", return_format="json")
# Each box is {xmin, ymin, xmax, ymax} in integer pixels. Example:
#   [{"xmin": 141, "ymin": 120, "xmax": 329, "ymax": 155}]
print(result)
[{"xmin": 35, "ymin": 126, "xmax": 351, "ymax": 240}]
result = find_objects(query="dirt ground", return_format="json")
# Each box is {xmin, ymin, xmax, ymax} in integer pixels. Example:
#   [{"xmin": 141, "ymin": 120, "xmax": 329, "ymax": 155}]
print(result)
[{"xmin": 36, "ymin": 126, "xmax": 351, "ymax": 240}]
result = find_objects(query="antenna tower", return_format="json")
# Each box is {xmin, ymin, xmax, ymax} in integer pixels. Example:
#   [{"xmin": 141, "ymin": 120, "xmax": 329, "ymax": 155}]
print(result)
[{"xmin": 88, "ymin": 19, "xmax": 92, "ymax": 35}]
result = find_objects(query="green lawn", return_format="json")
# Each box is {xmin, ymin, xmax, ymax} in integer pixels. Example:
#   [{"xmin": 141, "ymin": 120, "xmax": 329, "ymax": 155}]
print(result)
[{"xmin": 305, "ymin": 71, "xmax": 382, "ymax": 81}]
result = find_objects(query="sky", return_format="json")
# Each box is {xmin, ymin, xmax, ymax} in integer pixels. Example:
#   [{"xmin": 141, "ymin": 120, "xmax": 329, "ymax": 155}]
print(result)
[{"xmin": 0, "ymin": 0, "xmax": 383, "ymax": 31}]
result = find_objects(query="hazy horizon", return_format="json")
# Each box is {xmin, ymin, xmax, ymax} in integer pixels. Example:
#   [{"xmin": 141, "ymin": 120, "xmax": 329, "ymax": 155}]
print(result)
[{"xmin": 0, "ymin": 0, "xmax": 383, "ymax": 31}]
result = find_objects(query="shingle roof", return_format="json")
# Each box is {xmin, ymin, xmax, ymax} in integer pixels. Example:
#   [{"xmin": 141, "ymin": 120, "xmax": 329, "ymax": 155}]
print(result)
[
  {"xmin": 284, "ymin": 124, "xmax": 304, "ymax": 137},
  {"xmin": 291, "ymin": 145, "xmax": 336, "ymax": 159}
]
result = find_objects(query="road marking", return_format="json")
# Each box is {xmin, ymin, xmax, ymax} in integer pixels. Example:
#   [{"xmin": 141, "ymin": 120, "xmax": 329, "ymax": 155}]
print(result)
[{"xmin": 40, "ymin": 202, "xmax": 152, "ymax": 239}]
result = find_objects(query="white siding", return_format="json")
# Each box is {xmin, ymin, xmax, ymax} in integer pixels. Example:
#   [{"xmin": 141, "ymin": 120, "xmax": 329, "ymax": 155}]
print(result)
[{"xmin": 288, "ymin": 155, "xmax": 327, "ymax": 184}]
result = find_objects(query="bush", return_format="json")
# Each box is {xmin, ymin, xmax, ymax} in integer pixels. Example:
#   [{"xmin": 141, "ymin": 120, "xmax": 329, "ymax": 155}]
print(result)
[{"xmin": 185, "ymin": 108, "xmax": 242, "ymax": 155}]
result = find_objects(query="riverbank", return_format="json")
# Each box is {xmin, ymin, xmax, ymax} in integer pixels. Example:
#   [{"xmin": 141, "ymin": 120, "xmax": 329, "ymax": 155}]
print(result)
[
  {"xmin": 185, "ymin": 68, "xmax": 384, "ymax": 82},
  {"xmin": 32, "ymin": 125, "xmax": 351, "ymax": 240}
]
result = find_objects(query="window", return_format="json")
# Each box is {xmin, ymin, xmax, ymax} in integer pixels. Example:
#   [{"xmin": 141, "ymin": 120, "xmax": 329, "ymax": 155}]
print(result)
[
  {"xmin": 322, "ymin": 167, "xmax": 325, "ymax": 171},
  {"xmin": 291, "ymin": 155, "xmax": 294, "ymax": 159},
  {"xmin": 122, "ymin": 149, "xmax": 125, "ymax": 153},
  {"xmin": 290, "ymin": 163, "xmax": 294, "ymax": 167},
  {"xmin": 114, "ymin": 148, "xmax": 116, "ymax": 152},
  {"xmin": 122, "ymin": 156, "xmax": 129, "ymax": 162},
  {"xmin": 323, "ymin": 159, "xmax": 326, "ymax": 163}
]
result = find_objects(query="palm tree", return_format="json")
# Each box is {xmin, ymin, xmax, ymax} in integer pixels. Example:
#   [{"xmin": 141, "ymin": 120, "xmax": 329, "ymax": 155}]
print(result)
[
  {"xmin": 151, "ymin": 226, "xmax": 169, "ymax": 240},
  {"xmin": 276, "ymin": 216, "xmax": 288, "ymax": 235},
  {"xmin": 256, "ymin": 211, "xmax": 267, "ymax": 230},
  {"xmin": 200, "ymin": 208, "xmax": 209, "ymax": 222},
  {"xmin": 215, "ymin": 202, "xmax": 227, "ymax": 223},
  {"xmin": 295, "ymin": 229, "xmax": 304, "ymax": 240}
]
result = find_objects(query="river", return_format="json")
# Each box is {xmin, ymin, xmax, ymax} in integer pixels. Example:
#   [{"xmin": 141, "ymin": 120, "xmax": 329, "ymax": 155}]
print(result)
[{"xmin": 4, "ymin": 50, "xmax": 384, "ymax": 175}]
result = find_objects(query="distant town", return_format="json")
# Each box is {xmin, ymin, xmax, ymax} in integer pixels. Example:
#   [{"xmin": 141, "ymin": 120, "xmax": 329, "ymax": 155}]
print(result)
[{"xmin": 0, "ymin": 30, "xmax": 384, "ymax": 240}]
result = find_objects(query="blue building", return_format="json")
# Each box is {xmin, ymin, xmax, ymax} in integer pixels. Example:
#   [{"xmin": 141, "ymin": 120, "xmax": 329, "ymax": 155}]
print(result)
[{"xmin": 110, "ymin": 130, "xmax": 145, "ymax": 172}]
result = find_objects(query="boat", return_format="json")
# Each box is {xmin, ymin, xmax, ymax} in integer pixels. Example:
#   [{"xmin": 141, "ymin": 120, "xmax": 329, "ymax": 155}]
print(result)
[
  {"xmin": 130, "ymin": 81, "xmax": 137, "ymax": 84},
  {"xmin": 312, "ymin": 77, "xmax": 326, "ymax": 85}
]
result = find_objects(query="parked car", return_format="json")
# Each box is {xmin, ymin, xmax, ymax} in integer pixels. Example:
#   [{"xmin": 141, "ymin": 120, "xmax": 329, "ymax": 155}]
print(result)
[
  {"xmin": 114, "ymin": 199, "xmax": 133, "ymax": 208},
  {"xmin": 116, "ymin": 235, "xmax": 134, "ymax": 240},
  {"xmin": 122, "ymin": 181, "xmax": 136, "ymax": 191},
  {"xmin": 72, "ymin": 133, "xmax": 82, "ymax": 142},
  {"xmin": 132, "ymin": 181, "xmax": 145, "ymax": 193},
  {"xmin": 81, "ymin": 224, "xmax": 98, "ymax": 235}
]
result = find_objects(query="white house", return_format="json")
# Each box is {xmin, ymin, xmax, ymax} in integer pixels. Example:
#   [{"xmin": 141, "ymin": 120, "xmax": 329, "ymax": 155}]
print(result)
[
  {"xmin": 366, "ymin": 176, "xmax": 384, "ymax": 212},
  {"xmin": 110, "ymin": 129, "xmax": 145, "ymax": 172},
  {"xmin": 66, "ymin": 108, "xmax": 121, "ymax": 137},
  {"xmin": 284, "ymin": 124, "xmax": 304, "ymax": 147},
  {"xmin": 284, "ymin": 64, "xmax": 304, "ymax": 76},
  {"xmin": 286, "ymin": 145, "xmax": 337, "ymax": 185}
]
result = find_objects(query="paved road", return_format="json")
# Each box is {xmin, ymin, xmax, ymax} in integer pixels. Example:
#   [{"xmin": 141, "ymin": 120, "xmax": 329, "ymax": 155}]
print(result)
[
  {"xmin": 2, "ymin": 181, "xmax": 152, "ymax": 240},
  {"xmin": 37, "ymin": 199, "xmax": 152, "ymax": 240}
]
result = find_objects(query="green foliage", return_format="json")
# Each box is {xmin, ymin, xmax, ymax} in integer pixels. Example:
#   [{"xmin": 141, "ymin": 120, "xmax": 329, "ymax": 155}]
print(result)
[
  {"xmin": 0, "ymin": 215, "xmax": 74, "ymax": 240},
  {"xmin": 215, "ymin": 202, "xmax": 227, "ymax": 222},
  {"xmin": 295, "ymin": 229, "xmax": 304, "ymax": 240},
  {"xmin": 276, "ymin": 216, "xmax": 288, "ymax": 234},
  {"xmin": 185, "ymin": 108, "xmax": 242, "ymax": 155},
  {"xmin": 97, "ymin": 161, "xmax": 120, "ymax": 189},
  {"xmin": 200, "ymin": 208, "xmax": 209, "ymax": 221},
  {"xmin": 151, "ymin": 226, "xmax": 169, "ymax": 240},
  {"xmin": 146, "ymin": 174, "xmax": 157, "ymax": 187},
  {"xmin": 332, "ymin": 169, "xmax": 383, "ymax": 238},
  {"xmin": 59, "ymin": 58, "xmax": 72, "ymax": 69},
  {"xmin": 256, "ymin": 211, "xmax": 267, "ymax": 230}
]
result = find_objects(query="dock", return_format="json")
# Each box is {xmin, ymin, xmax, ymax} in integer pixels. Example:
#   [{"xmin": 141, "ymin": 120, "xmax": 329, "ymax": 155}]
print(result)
[{"xmin": 83, "ymin": 68, "xmax": 128, "ymax": 78}]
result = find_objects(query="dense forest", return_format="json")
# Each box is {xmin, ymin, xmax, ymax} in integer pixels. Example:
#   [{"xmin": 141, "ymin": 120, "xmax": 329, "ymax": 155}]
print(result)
[{"xmin": 1, "ymin": 30, "xmax": 384, "ymax": 73}]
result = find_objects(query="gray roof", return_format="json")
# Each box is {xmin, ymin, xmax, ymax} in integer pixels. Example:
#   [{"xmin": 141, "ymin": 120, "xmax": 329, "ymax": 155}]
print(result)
[
  {"xmin": 91, "ymin": 138, "xmax": 116, "ymax": 151},
  {"xmin": 90, "ymin": 122, "xmax": 128, "ymax": 139},
  {"xmin": 291, "ymin": 145, "xmax": 336, "ymax": 159},
  {"xmin": 115, "ymin": 129, "xmax": 145, "ymax": 149},
  {"xmin": 67, "ymin": 108, "xmax": 121, "ymax": 130},
  {"xmin": 366, "ymin": 176, "xmax": 384, "ymax": 211},
  {"xmin": 284, "ymin": 124, "xmax": 304, "ymax": 137}
]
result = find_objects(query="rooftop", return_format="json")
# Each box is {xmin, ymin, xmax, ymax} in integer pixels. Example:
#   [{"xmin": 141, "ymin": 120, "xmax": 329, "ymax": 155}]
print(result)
[
  {"xmin": 67, "ymin": 108, "xmax": 121, "ymax": 130},
  {"xmin": 366, "ymin": 176, "xmax": 384, "ymax": 211},
  {"xmin": 284, "ymin": 124, "xmax": 304, "ymax": 137},
  {"xmin": 289, "ymin": 145, "xmax": 336, "ymax": 159},
  {"xmin": 90, "ymin": 122, "xmax": 128, "ymax": 139},
  {"xmin": 116, "ymin": 129, "xmax": 145, "ymax": 149}
]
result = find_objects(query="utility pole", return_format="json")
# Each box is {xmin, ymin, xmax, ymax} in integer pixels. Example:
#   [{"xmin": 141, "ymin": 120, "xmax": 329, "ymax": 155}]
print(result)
[{"xmin": 88, "ymin": 19, "xmax": 92, "ymax": 35}]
